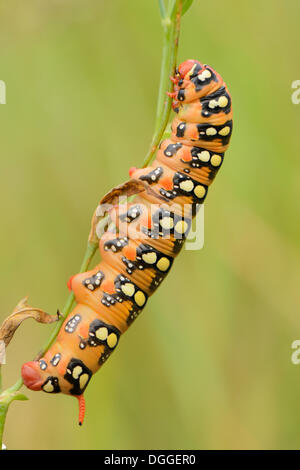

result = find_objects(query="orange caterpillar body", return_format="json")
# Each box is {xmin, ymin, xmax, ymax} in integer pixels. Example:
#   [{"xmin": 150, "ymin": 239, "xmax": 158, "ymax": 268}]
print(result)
[{"xmin": 21, "ymin": 60, "xmax": 233, "ymax": 424}]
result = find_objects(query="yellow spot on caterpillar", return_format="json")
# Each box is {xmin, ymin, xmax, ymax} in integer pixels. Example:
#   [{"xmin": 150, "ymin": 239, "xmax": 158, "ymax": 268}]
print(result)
[
  {"xmin": 157, "ymin": 257, "xmax": 170, "ymax": 272},
  {"xmin": 79, "ymin": 374, "xmax": 89, "ymax": 390},
  {"xmin": 210, "ymin": 154, "xmax": 222, "ymax": 167},
  {"xmin": 218, "ymin": 96, "xmax": 228, "ymax": 107},
  {"xmin": 194, "ymin": 185, "xmax": 206, "ymax": 199},
  {"xmin": 72, "ymin": 365, "xmax": 83, "ymax": 379},
  {"xmin": 188, "ymin": 64, "xmax": 197, "ymax": 76},
  {"xmin": 206, "ymin": 127, "xmax": 217, "ymax": 136},
  {"xmin": 96, "ymin": 327, "xmax": 108, "ymax": 341},
  {"xmin": 219, "ymin": 126, "xmax": 230, "ymax": 136},
  {"xmin": 107, "ymin": 333, "xmax": 118, "ymax": 348},
  {"xmin": 134, "ymin": 291, "xmax": 146, "ymax": 307},
  {"xmin": 121, "ymin": 283, "xmax": 135, "ymax": 297},
  {"xmin": 142, "ymin": 252, "xmax": 157, "ymax": 264},
  {"xmin": 179, "ymin": 180, "xmax": 194, "ymax": 192},
  {"xmin": 43, "ymin": 381, "xmax": 54, "ymax": 393},
  {"xmin": 160, "ymin": 217, "xmax": 174, "ymax": 230},
  {"xmin": 87, "ymin": 284, "xmax": 94, "ymax": 290},
  {"xmin": 175, "ymin": 220, "xmax": 188, "ymax": 234},
  {"xmin": 198, "ymin": 151, "xmax": 210, "ymax": 162}
]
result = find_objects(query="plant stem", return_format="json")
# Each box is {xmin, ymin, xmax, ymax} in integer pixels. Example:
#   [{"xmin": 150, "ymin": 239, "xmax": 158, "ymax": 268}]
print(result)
[{"xmin": 142, "ymin": 0, "xmax": 183, "ymax": 167}]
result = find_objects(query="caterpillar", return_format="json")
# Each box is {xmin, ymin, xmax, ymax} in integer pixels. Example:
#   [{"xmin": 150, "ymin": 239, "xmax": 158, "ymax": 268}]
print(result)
[{"xmin": 21, "ymin": 59, "xmax": 233, "ymax": 425}]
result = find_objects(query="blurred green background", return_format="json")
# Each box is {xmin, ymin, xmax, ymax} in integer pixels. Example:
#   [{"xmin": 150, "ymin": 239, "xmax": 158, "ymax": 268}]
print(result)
[{"xmin": 0, "ymin": 0, "xmax": 299, "ymax": 450}]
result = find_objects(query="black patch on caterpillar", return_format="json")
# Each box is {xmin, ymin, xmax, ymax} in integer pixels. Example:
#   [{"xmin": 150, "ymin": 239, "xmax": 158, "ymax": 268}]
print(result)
[
  {"xmin": 42, "ymin": 376, "xmax": 60, "ymax": 394},
  {"xmin": 82, "ymin": 270, "xmax": 104, "ymax": 291},
  {"xmin": 65, "ymin": 314, "xmax": 81, "ymax": 334},
  {"xmin": 88, "ymin": 319, "xmax": 120, "ymax": 350},
  {"xmin": 39, "ymin": 360, "xmax": 47, "ymax": 371},
  {"xmin": 177, "ymin": 89, "xmax": 185, "ymax": 102},
  {"xmin": 78, "ymin": 337, "xmax": 87, "ymax": 350},
  {"xmin": 119, "ymin": 205, "xmax": 141, "ymax": 223},
  {"xmin": 196, "ymin": 120, "xmax": 232, "ymax": 145},
  {"xmin": 200, "ymin": 86, "xmax": 231, "ymax": 117},
  {"xmin": 164, "ymin": 142, "xmax": 182, "ymax": 157},
  {"xmin": 50, "ymin": 353, "xmax": 61, "ymax": 367},
  {"xmin": 64, "ymin": 358, "xmax": 92, "ymax": 395},
  {"xmin": 182, "ymin": 147, "xmax": 224, "ymax": 173},
  {"xmin": 178, "ymin": 78, "xmax": 184, "ymax": 86},
  {"xmin": 99, "ymin": 350, "xmax": 111, "ymax": 365},
  {"xmin": 140, "ymin": 167, "xmax": 163, "ymax": 184},
  {"xmin": 160, "ymin": 172, "xmax": 208, "ymax": 204},
  {"xmin": 191, "ymin": 67, "xmax": 218, "ymax": 92},
  {"xmin": 104, "ymin": 237, "xmax": 128, "ymax": 253},
  {"xmin": 173, "ymin": 107, "xmax": 179, "ymax": 113},
  {"xmin": 114, "ymin": 275, "xmax": 148, "ymax": 308},
  {"xmin": 176, "ymin": 122, "xmax": 186, "ymax": 138},
  {"xmin": 121, "ymin": 244, "xmax": 173, "ymax": 292}
]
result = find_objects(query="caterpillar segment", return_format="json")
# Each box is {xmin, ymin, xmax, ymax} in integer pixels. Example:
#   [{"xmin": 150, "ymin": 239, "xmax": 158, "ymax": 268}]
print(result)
[{"xmin": 21, "ymin": 59, "xmax": 233, "ymax": 425}]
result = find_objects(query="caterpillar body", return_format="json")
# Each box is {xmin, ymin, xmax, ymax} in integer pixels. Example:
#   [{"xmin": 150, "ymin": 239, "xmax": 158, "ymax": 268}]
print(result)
[{"xmin": 21, "ymin": 60, "xmax": 233, "ymax": 425}]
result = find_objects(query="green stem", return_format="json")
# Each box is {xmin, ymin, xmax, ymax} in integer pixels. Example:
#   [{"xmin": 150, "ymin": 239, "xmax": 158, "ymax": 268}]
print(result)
[{"xmin": 142, "ymin": 0, "xmax": 182, "ymax": 167}]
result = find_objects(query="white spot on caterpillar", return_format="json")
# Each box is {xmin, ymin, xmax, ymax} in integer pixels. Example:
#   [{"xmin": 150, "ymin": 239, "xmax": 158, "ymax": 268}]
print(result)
[
  {"xmin": 197, "ymin": 151, "xmax": 210, "ymax": 162},
  {"xmin": 179, "ymin": 180, "xmax": 194, "ymax": 192},
  {"xmin": 96, "ymin": 327, "xmax": 108, "ymax": 341}
]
